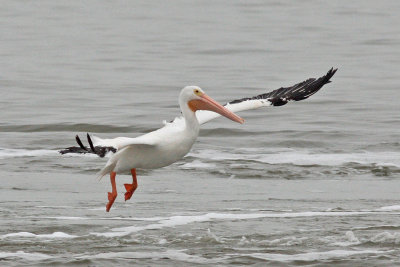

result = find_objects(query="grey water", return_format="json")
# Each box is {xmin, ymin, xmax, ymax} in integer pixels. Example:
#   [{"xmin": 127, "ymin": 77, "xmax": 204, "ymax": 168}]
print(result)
[{"xmin": 1, "ymin": 0, "xmax": 400, "ymax": 266}]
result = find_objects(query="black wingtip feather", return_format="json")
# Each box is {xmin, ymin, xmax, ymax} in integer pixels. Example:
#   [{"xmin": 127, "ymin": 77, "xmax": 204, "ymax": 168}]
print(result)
[
  {"xmin": 59, "ymin": 134, "xmax": 117, "ymax": 157},
  {"xmin": 87, "ymin": 133, "xmax": 96, "ymax": 152},
  {"xmin": 75, "ymin": 135, "xmax": 87, "ymax": 151}
]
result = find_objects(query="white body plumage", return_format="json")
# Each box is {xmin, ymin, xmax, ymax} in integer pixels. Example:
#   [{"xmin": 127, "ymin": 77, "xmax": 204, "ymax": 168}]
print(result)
[{"xmin": 95, "ymin": 86, "xmax": 243, "ymax": 178}]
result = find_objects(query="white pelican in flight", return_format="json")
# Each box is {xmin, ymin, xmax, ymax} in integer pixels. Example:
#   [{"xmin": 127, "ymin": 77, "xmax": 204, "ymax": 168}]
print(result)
[{"xmin": 60, "ymin": 68, "xmax": 337, "ymax": 211}]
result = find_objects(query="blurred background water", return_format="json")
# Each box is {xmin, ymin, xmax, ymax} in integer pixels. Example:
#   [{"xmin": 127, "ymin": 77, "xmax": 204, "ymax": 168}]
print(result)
[{"xmin": 0, "ymin": 0, "xmax": 399, "ymax": 266}]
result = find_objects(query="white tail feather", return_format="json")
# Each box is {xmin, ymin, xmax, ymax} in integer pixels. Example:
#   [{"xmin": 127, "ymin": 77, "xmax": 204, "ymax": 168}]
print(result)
[
  {"xmin": 96, "ymin": 147, "xmax": 129, "ymax": 180},
  {"xmin": 96, "ymin": 161, "xmax": 116, "ymax": 180}
]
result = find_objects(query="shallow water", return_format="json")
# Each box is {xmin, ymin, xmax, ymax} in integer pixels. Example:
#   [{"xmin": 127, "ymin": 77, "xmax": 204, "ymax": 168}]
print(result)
[{"xmin": 1, "ymin": 0, "xmax": 400, "ymax": 266}]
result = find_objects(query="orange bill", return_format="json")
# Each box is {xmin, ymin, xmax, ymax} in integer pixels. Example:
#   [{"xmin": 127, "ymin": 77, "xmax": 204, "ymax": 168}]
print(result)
[{"xmin": 188, "ymin": 94, "xmax": 244, "ymax": 124}]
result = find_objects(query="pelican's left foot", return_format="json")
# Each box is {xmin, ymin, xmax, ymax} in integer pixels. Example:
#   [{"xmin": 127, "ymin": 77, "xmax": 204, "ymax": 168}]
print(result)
[
  {"xmin": 106, "ymin": 192, "xmax": 117, "ymax": 212},
  {"xmin": 106, "ymin": 172, "xmax": 118, "ymax": 212}
]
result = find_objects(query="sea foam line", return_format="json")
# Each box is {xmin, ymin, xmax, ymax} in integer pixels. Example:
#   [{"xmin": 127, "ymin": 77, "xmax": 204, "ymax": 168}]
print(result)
[
  {"xmin": 90, "ymin": 211, "xmax": 373, "ymax": 238},
  {"xmin": 0, "ymin": 148, "xmax": 99, "ymax": 158},
  {"xmin": 41, "ymin": 216, "xmax": 169, "ymax": 222},
  {"xmin": 1, "ymin": 231, "xmax": 77, "ymax": 239},
  {"xmin": 0, "ymin": 148, "xmax": 58, "ymax": 158},
  {"xmin": 77, "ymin": 249, "xmax": 227, "ymax": 264},
  {"xmin": 4, "ymin": 208, "xmax": 398, "ymax": 240},
  {"xmin": 239, "ymin": 249, "xmax": 389, "ymax": 262},
  {"xmin": 188, "ymin": 149, "xmax": 400, "ymax": 167},
  {"xmin": 0, "ymin": 251, "xmax": 52, "ymax": 261},
  {"xmin": 377, "ymin": 205, "xmax": 400, "ymax": 211}
]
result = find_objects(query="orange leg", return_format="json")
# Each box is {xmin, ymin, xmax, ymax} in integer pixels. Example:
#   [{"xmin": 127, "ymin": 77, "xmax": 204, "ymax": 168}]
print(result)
[
  {"xmin": 106, "ymin": 171, "xmax": 117, "ymax": 212},
  {"xmin": 124, "ymin": 168, "xmax": 138, "ymax": 201}
]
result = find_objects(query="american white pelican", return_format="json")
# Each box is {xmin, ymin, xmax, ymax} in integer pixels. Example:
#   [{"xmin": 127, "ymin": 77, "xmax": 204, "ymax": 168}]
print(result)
[{"xmin": 60, "ymin": 68, "xmax": 337, "ymax": 211}]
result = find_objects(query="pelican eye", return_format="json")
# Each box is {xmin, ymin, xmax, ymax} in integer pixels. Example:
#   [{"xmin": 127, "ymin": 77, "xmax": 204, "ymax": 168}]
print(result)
[{"xmin": 194, "ymin": 89, "xmax": 202, "ymax": 96}]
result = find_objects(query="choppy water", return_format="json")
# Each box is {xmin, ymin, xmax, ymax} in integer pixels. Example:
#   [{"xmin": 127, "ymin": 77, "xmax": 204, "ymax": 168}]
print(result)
[{"xmin": 1, "ymin": 0, "xmax": 400, "ymax": 266}]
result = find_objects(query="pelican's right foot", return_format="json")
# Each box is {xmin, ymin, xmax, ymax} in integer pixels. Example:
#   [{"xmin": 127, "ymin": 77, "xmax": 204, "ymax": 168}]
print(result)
[{"xmin": 124, "ymin": 184, "xmax": 137, "ymax": 201}]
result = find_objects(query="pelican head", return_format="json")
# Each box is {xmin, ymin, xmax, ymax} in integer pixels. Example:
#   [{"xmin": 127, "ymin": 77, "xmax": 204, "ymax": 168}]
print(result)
[{"xmin": 180, "ymin": 86, "xmax": 244, "ymax": 124}]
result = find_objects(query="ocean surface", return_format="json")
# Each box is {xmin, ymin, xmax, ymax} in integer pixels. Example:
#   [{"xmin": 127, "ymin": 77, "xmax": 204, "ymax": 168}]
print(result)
[{"xmin": 1, "ymin": 1, "xmax": 400, "ymax": 266}]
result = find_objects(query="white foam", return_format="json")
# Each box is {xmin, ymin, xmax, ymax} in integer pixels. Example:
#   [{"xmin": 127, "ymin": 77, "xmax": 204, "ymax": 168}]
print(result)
[
  {"xmin": 44, "ymin": 215, "xmax": 170, "ymax": 222},
  {"xmin": 345, "ymin": 231, "xmax": 360, "ymax": 243},
  {"xmin": 45, "ymin": 216, "xmax": 87, "ymax": 220},
  {"xmin": 378, "ymin": 205, "xmax": 400, "ymax": 211},
  {"xmin": 189, "ymin": 149, "xmax": 400, "ymax": 167},
  {"xmin": 0, "ymin": 148, "xmax": 101, "ymax": 159},
  {"xmin": 102, "ymin": 216, "xmax": 169, "ymax": 221},
  {"xmin": 1, "ymin": 231, "xmax": 77, "ymax": 239},
  {"xmin": 238, "ymin": 236, "xmax": 250, "ymax": 245},
  {"xmin": 179, "ymin": 160, "xmax": 217, "ymax": 169},
  {"xmin": 77, "ymin": 250, "xmax": 226, "ymax": 264},
  {"xmin": 90, "ymin": 211, "xmax": 372, "ymax": 237},
  {"xmin": 88, "ymin": 207, "xmax": 107, "ymax": 211},
  {"xmin": 36, "ymin": 205, "xmax": 76, "ymax": 209},
  {"xmin": 45, "ymin": 216, "xmax": 162, "ymax": 222},
  {"xmin": 2, "ymin": 232, "xmax": 37, "ymax": 238},
  {"xmin": 325, "ymin": 231, "xmax": 361, "ymax": 247},
  {"xmin": 158, "ymin": 238, "xmax": 167, "ymax": 245},
  {"xmin": 0, "ymin": 148, "xmax": 58, "ymax": 158},
  {"xmin": 206, "ymin": 228, "xmax": 224, "ymax": 243},
  {"xmin": 0, "ymin": 251, "xmax": 52, "ymax": 261},
  {"xmin": 260, "ymin": 236, "xmax": 306, "ymax": 246},
  {"xmin": 371, "ymin": 232, "xmax": 400, "ymax": 244},
  {"xmin": 241, "ymin": 249, "xmax": 387, "ymax": 262}
]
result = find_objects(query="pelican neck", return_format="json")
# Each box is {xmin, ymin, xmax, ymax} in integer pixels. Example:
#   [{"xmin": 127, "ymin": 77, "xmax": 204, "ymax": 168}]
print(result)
[{"xmin": 179, "ymin": 101, "xmax": 200, "ymax": 133}]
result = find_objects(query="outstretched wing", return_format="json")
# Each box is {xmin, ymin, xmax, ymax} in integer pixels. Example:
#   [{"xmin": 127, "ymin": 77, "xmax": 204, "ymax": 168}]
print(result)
[
  {"xmin": 196, "ymin": 68, "xmax": 337, "ymax": 125},
  {"xmin": 59, "ymin": 133, "xmax": 156, "ymax": 157}
]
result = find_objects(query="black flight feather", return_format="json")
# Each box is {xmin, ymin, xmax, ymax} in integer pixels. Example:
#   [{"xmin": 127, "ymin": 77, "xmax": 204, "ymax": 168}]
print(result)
[{"xmin": 59, "ymin": 133, "xmax": 116, "ymax": 157}]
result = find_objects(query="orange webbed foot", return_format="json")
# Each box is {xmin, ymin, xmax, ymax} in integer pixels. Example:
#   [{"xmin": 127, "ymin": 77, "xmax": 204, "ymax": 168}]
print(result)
[
  {"xmin": 124, "ymin": 184, "xmax": 136, "ymax": 201},
  {"xmin": 106, "ymin": 192, "xmax": 117, "ymax": 212}
]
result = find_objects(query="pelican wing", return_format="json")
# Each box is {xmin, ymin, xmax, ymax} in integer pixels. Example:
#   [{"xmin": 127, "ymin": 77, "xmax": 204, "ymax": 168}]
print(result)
[
  {"xmin": 90, "ymin": 135, "xmax": 156, "ymax": 150},
  {"xmin": 196, "ymin": 68, "xmax": 337, "ymax": 125},
  {"xmin": 59, "ymin": 133, "xmax": 156, "ymax": 157}
]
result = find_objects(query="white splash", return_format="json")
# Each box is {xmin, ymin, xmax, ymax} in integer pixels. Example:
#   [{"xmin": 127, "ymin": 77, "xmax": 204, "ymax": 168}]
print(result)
[
  {"xmin": 327, "ymin": 231, "xmax": 361, "ymax": 247},
  {"xmin": 241, "ymin": 249, "xmax": 387, "ymax": 262},
  {"xmin": 0, "ymin": 251, "xmax": 52, "ymax": 261},
  {"xmin": 179, "ymin": 160, "xmax": 217, "ymax": 169},
  {"xmin": 371, "ymin": 232, "xmax": 400, "ymax": 244},
  {"xmin": 1, "ymin": 231, "xmax": 77, "ymax": 239}
]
